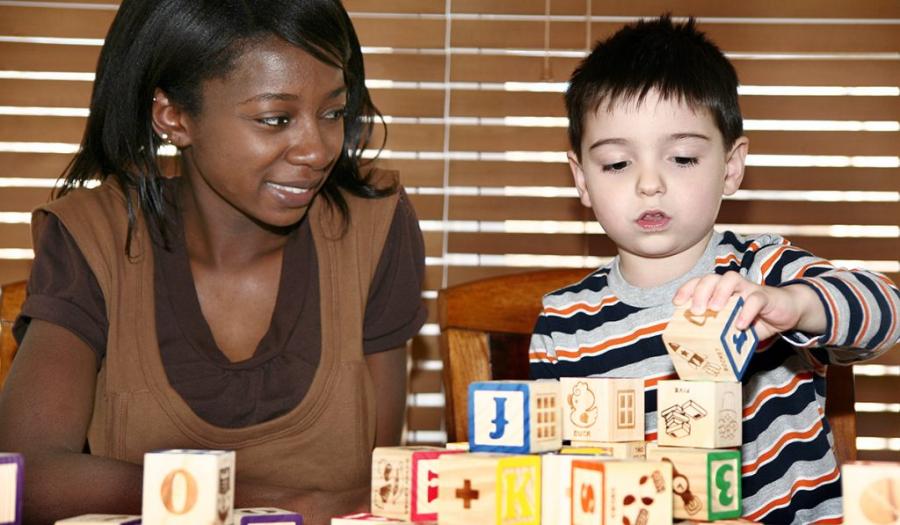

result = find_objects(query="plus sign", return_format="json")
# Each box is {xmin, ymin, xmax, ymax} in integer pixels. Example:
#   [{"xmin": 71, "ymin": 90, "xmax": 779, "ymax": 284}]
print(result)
[{"xmin": 455, "ymin": 479, "xmax": 480, "ymax": 509}]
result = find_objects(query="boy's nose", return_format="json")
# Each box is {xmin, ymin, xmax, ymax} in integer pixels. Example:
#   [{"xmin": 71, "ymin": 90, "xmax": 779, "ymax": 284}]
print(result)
[{"xmin": 637, "ymin": 168, "xmax": 665, "ymax": 196}]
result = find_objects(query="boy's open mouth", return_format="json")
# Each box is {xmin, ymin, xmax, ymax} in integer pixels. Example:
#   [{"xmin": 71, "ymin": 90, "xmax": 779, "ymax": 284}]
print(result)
[{"xmin": 636, "ymin": 210, "xmax": 671, "ymax": 230}]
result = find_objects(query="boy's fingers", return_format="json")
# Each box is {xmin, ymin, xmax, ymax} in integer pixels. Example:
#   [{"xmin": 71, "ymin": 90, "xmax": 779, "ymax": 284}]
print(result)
[
  {"xmin": 736, "ymin": 290, "xmax": 767, "ymax": 330},
  {"xmin": 673, "ymin": 278, "xmax": 700, "ymax": 305},
  {"xmin": 689, "ymin": 274, "xmax": 723, "ymax": 314},
  {"xmin": 709, "ymin": 272, "xmax": 744, "ymax": 310}
]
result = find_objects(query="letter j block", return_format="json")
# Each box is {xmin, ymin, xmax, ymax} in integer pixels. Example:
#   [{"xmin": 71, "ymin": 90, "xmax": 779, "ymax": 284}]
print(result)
[{"xmin": 468, "ymin": 380, "xmax": 561, "ymax": 454}]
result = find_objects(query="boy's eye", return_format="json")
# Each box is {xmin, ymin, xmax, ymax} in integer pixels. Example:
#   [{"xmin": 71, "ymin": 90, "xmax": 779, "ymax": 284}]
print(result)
[
  {"xmin": 602, "ymin": 160, "xmax": 630, "ymax": 172},
  {"xmin": 258, "ymin": 116, "xmax": 290, "ymax": 127},
  {"xmin": 673, "ymin": 156, "xmax": 698, "ymax": 167}
]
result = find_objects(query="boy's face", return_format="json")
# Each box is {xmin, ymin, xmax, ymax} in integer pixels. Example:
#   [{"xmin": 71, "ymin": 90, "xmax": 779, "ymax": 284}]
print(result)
[{"xmin": 570, "ymin": 90, "xmax": 748, "ymax": 267}]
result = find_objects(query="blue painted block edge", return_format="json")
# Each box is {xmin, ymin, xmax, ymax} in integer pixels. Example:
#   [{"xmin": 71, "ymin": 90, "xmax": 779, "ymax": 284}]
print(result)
[{"xmin": 720, "ymin": 297, "xmax": 759, "ymax": 381}]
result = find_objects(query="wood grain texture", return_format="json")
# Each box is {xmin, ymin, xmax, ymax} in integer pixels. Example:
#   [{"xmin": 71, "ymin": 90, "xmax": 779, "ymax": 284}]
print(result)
[{"xmin": 0, "ymin": 280, "xmax": 26, "ymax": 390}]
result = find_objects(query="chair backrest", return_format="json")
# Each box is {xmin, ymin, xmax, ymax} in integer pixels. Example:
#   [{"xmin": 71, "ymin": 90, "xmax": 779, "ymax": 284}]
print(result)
[
  {"xmin": 0, "ymin": 280, "xmax": 26, "ymax": 389},
  {"xmin": 437, "ymin": 269, "xmax": 857, "ymax": 464}
]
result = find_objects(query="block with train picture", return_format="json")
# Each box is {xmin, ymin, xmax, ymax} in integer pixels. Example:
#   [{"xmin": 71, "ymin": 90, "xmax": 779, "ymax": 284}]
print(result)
[
  {"xmin": 0, "ymin": 453, "xmax": 23, "ymax": 525},
  {"xmin": 645, "ymin": 443, "xmax": 742, "ymax": 521},
  {"xmin": 560, "ymin": 377, "xmax": 645, "ymax": 443},
  {"xmin": 841, "ymin": 461, "xmax": 900, "ymax": 525},
  {"xmin": 141, "ymin": 449, "xmax": 235, "ymax": 525},
  {"xmin": 663, "ymin": 295, "xmax": 759, "ymax": 382},
  {"xmin": 370, "ymin": 446, "xmax": 463, "ymax": 522},
  {"xmin": 570, "ymin": 458, "xmax": 673, "ymax": 525},
  {"xmin": 468, "ymin": 380, "xmax": 561, "ymax": 454},
  {"xmin": 657, "ymin": 380, "xmax": 742, "ymax": 449},
  {"xmin": 436, "ymin": 453, "xmax": 540, "ymax": 525}
]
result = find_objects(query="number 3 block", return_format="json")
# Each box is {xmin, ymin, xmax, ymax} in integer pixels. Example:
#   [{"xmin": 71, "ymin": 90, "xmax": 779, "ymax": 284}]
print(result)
[
  {"xmin": 646, "ymin": 444, "xmax": 742, "ymax": 521},
  {"xmin": 468, "ymin": 380, "xmax": 561, "ymax": 454},
  {"xmin": 370, "ymin": 446, "xmax": 463, "ymax": 522},
  {"xmin": 142, "ymin": 449, "xmax": 235, "ymax": 525}
]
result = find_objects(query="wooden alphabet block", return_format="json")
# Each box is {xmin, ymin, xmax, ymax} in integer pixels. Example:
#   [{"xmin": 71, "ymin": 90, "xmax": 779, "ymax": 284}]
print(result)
[
  {"xmin": 54, "ymin": 516, "xmax": 141, "ymax": 525},
  {"xmin": 444, "ymin": 442, "xmax": 469, "ymax": 451},
  {"xmin": 370, "ymin": 446, "xmax": 463, "ymax": 522},
  {"xmin": 468, "ymin": 380, "xmax": 561, "ymax": 454},
  {"xmin": 560, "ymin": 377, "xmax": 645, "ymax": 442},
  {"xmin": 437, "ymin": 453, "xmax": 541, "ymax": 525},
  {"xmin": 142, "ymin": 449, "xmax": 235, "ymax": 525},
  {"xmin": 663, "ymin": 296, "xmax": 759, "ymax": 381},
  {"xmin": 645, "ymin": 443, "xmax": 742, "ymax": 520},
  {"xmin": 570, "ymin": 459, "xmax": 673, "ymax": 525},
  {"xmin": 541, "ymin": 453, "xmax": 581, "ymax": 525},
  {"xmin": 564, "ymin": 440, "xmax": 647, "ymax": 459},
  {"xmin": 657, "ymin": 380, "xmax": 742, "ymax": 449},
  {"xmin": 234, "ymin": 508, "xmax": 303, "ymax": 525},
  {"xmin": 330, "ymin": 514, "xmax": 417, "ymax": 524},
  {"xmin": 841, "ymin": 461, "xmax": 900, "ymax": 525},
  {"xmin": 0, "ymin": 453, "xmax": 23, "ymax": 525}
]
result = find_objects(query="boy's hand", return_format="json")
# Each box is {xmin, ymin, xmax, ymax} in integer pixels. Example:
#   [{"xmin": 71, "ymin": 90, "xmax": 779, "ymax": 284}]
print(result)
[{"xmin": 673, "ymin": 271, "xmax": 827, "ymax": 341}]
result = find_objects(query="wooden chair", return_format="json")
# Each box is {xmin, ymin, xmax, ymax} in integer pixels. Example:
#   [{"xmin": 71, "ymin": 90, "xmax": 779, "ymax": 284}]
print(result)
[
  {"xmin": 0, "ymin": 280, "xmax": 26, "ymax": 390},
  {"xmin": 437, "ymin": 269, "xmax": 858, "ymax": 464}
]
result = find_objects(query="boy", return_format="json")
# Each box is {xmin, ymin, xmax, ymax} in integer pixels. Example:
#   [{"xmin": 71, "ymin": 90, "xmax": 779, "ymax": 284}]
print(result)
[{"xmin": 529, "ymin": 16, "xmax": 900, "ymax": 524}]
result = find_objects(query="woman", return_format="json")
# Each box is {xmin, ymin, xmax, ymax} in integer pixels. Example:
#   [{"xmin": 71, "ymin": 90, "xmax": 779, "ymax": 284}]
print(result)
[{"xmin": 0, "ymin": 1, "xmax": 426, "ymax": 523}]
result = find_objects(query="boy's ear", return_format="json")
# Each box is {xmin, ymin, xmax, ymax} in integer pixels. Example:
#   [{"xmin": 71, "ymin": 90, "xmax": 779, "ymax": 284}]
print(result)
[
  {"xmin": 568, "ymin": 151, "xmax": 593, "ymax": 208},
  {"xmin": 723, "ymin": 136, "xmax": 749, "ymax": 196},
  {"xmin": 151, "ymin": 88, "xmax": 192, "ymax": 149}
]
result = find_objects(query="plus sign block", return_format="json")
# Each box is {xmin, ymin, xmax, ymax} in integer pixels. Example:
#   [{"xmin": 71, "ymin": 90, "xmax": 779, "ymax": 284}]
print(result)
[
  {"xmin": 560, "ymin": 377, "xmax": 645, "ymax": 443},
  {"xmin": 657, "ymin": 380, "xmax": 742, "ymax": 449},
  {"xmin": 437, "ymin": 453, "xmax": 540, "ymax": 525},
  {"xmin": 646, "ymin": 443, "xmax": 742, "ymax": 521},
  {"xmin": 142, "ymin": 449, "xmax": 235, "ymax": 525},
  {"xmin": 842, "ymin": 461, "xmax": 900, "ymax": 525},
  {"xmin": 0, "ymin": 453, "xmax": 23, "ymax": 525},
  {"xmin": 570, "ymin": 458, "xmax": 673, "ymax": 525},
  {"xmin": 234, "ymin": 508, "xmax": 303, "ymax": 524},
  {"xmin": 54, "ymin": 516, "xmax": 141, "ymax": 525},
  {"xmin": 370, "ymin": 446, "xmax": 463, "ymax": 522},
  {"xmin": 663, "ymin": 296, "xmax": 759, "ymax": 381},
  {"xmin": 468, "ymin": 380, "xmax": 561, "ymax": 454}
]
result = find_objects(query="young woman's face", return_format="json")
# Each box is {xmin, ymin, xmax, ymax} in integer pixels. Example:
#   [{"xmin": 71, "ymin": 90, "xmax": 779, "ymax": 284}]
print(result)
[{"xmin": 179, "ymin": 36, "xmax": 346, "ymax": 229}]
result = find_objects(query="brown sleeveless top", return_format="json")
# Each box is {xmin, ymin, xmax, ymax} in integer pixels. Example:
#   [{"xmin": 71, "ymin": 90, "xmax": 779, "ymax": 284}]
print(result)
[{"xmin": 31, "ymin": 174, "xmax": 400, "ymax": 492}]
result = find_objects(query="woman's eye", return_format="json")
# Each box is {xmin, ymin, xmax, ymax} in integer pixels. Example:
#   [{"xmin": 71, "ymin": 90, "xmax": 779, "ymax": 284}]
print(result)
[
  {"xmin": 323, "ymin": 107, "xmax": 346, "ymax": 121},
  {"xmin": 673, "ymin": 156, "xmax": 699, "ymax": 167},
  {"xmin": 602, "ymin": 161, "xmax": 629, "ymax": 172},
  {"xmin": 259, "ymin": 116, "xmax": 290, "ymax": 127}
]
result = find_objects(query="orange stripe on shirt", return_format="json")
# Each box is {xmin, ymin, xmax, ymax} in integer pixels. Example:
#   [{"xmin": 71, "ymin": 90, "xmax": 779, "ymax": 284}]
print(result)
[
  {"xmin": 759, "ymin": 245, "xmax": 791, "ymax": 281},
  {"xmin": 743, "ymin": 419, "xmax": 823, "ymax": 476},
  {"xmin": 715, "ymin": 253, "xmax": 740, "ymax": 267},
  {"xmin": 543, "ymin": 295, "xmax": 619, "ymax": 317},
  {"xmin": 745, "ymin": 465, "xmax": 840, "ymax": 522},
  {"xmin": 554, "ymin": 321, "xmax": 668, "ymax": 360},
  {"xmin": 644, "ymin": 372, "xmax": 678, "ymax": 389},
  {"xmin": 743, "ymin": 371, "xmax": 813, "ymax": 418},
  {"xmin": 789, "ymin": 260, "xmax": 834, "ymax": 281}
]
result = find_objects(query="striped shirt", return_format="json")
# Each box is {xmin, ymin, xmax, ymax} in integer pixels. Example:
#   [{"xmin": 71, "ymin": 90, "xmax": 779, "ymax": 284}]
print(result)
[{"xmin": 529, "ymin": 230, "xmax": 900, "ymax": 524}]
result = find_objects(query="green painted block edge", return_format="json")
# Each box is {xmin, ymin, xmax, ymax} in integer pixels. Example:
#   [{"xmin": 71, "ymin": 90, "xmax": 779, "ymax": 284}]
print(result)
[{"xmin": 706, "ymin": 450, "xmax": 742, "ymax": 520}]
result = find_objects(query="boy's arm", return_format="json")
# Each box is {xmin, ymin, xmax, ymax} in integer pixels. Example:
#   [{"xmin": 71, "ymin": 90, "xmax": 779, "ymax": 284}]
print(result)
[
  {"xmin": 528, "ymin": 309, "xmax": 561, "ymax": 379},
  {"xmin": 675, "ymin": 241, "xmax": 900, "ymax": 365}
]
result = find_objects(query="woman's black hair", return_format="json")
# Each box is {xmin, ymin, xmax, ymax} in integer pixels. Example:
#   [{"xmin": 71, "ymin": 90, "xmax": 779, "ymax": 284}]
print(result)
[{"xmin": 59, "ymin": 0, "xmax": 390, "ymax": 252}]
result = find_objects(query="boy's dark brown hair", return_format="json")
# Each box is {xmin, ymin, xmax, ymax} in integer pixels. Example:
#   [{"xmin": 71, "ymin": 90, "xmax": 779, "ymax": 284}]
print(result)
[{"xmin": 566, "ymin": 15, "xmax": 743, "ymax": 159}]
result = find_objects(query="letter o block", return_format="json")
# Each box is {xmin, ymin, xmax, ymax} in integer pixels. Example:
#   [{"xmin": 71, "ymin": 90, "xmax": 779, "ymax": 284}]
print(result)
[{"xmin": 142, "ymin": 449, "xmax": 235, "ymax": 525}]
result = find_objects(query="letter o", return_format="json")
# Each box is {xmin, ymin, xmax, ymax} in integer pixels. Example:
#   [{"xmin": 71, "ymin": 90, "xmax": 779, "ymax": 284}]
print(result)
[{"xmin": 161, "ymin": 468, "xmax": 198, "ymax": 514}]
